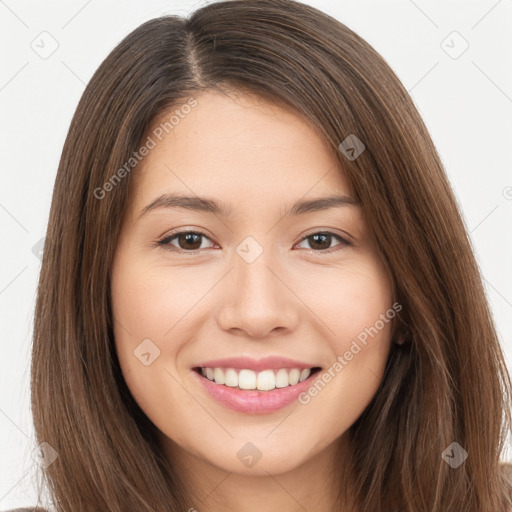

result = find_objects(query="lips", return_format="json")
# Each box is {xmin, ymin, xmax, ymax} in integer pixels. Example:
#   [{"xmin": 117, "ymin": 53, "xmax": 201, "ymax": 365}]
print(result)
[{"xmin": 191, "ymin": 356, "xmax": 323, "ymax": 414}]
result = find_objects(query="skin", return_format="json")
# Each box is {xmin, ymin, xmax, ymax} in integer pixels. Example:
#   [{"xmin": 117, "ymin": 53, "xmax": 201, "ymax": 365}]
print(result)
[{"xmin": 110, "ymin": 89, "xmax": 398, "ymax": 512}]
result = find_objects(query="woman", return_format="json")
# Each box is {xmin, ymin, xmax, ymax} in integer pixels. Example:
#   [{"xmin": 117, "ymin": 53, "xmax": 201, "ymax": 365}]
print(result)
[{"xmin": 22, "ymin": 0, "xmax": 512, "ymax": 511}]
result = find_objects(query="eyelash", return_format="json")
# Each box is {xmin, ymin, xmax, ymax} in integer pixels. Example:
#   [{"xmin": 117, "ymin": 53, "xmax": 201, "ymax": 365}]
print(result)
[{"xmin": 155, "ymin": 229, "xmax": 352, "ymax": 254}]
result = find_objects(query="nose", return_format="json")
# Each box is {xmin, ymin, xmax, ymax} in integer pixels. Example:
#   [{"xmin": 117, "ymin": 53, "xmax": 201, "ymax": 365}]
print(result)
[{"xmin": 216, "ymin": 247, "xmax": 300, "ymax": 338}]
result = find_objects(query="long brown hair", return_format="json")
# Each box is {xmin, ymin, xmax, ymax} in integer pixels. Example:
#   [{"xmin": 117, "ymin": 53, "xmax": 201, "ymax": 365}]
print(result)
[{"xmin": 31, "ymin": 0, "xmax": 512, "ymax": 510}]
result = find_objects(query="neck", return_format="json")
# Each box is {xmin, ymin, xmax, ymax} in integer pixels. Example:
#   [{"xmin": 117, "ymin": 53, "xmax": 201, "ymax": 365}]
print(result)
[{"xmin": 159, "ymin": 432, "xmax": 358, "ymax": 512}]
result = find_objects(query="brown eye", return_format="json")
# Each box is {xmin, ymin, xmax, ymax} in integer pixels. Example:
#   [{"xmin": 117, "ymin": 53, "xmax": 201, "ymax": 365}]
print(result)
[
  {"xmin": 157, "ymin": 231, "xmax": 215, "ymax": 252},
  {"xmin": 296, "ymin": 232, "xmax": 350, "ymax": 252}
]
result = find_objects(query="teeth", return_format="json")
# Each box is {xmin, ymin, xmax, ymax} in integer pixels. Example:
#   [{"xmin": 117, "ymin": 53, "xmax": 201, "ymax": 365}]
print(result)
[
  {"xmin": 299, "ymin": 369, "xmax": 310, "ymax": 382},
  {"xmin": 199, "ymin": 367, "xmax": 313, "ymax": 390},
  {"xmin": 239, "ymin": 369, "xmax": 257, "ymax": 390},
  {"xmin": 213, "ymin": 367, "xmax": 225, "ymax": 385},
  {"xmin": 290, "ymin": 368, "xmax": 301, "ymax": 385},
  {"xmin": 275, "ymin": 368, "xmax": 290, "ymax": 388},
  {"xmin": 224, "ymin": 368, "xmax": 238, "ymax": 387},
  {"xmin": 257, "ymin": 369, "xmax": 275, "ymax": 391}
]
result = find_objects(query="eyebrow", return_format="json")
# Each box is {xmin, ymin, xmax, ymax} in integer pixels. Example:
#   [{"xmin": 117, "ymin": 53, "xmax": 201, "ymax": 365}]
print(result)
[{"xmin": 138, "ymin": 192, "xmax": 359, "ymax": 218}]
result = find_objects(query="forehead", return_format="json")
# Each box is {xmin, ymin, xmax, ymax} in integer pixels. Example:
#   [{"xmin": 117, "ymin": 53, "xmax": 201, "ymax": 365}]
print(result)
[{"xmin": 130, "ymin": 89, "xmax": 354, "ymax": 210}]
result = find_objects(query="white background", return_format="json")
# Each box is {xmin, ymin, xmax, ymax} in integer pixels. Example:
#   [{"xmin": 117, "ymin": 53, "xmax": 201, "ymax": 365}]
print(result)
[{"xmin": 1, "ymin": 0, "xmax": 511, "ymax": 508}]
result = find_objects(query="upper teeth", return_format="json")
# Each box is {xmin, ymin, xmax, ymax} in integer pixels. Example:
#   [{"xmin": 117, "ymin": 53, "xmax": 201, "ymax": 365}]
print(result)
[{"xmin": 200, "ymin": 367, "xmax": 313, "ymax": 391}]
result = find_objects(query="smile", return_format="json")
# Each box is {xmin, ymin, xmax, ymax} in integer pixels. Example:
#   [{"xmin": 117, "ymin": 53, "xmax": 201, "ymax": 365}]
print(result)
[
  {"xmin": 192, "ymin": 365, "xmax": 322, "ymax": 414},
  {"xmin": 195, "ymin": 366, "xmax": 321, "ymax": 391}
]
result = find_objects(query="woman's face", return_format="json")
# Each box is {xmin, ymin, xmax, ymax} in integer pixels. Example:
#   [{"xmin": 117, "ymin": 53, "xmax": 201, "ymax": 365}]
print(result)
[{"xmin": 110, "ymin": 89, "xmax": 396, "ymax": 477}]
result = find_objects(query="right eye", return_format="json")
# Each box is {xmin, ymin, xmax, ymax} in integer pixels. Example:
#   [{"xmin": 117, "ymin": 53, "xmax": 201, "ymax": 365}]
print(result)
[{"xmin": 156, "ymin": 230, "xmax": 216, "ymax": 252}]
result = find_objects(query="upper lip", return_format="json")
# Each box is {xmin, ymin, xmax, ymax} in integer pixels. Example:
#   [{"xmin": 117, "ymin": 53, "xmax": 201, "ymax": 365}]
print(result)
[{"xmin": 193, "ymin": 356, "xmax": 321, "ymax": 372}]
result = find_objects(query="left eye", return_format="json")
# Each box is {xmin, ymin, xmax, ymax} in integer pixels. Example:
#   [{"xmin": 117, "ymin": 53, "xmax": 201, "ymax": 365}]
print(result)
[
  {"xmin": 156, "ymin": 230, "xmax": 350, "ymax": 253},
  {"xmin": 295, "ymin": 232, "xmax": 350, "ymax": 252}
]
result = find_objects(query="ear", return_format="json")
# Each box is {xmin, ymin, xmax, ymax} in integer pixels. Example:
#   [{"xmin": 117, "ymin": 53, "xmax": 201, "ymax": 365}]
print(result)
[{"xmin": 393, "ymin": 321, "xmax": 409, "ymax": 346}]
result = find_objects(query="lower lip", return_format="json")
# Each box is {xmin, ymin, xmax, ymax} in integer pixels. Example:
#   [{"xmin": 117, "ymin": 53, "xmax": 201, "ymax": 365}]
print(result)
[{"xmin": 191, "ymin": 369, "xmax": 321, "ymax": 414}]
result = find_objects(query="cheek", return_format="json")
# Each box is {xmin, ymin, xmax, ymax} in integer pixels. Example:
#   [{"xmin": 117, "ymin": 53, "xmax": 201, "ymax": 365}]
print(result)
[
  {"xmin": 298, "ymin": 257, "xmax": 393, "ymax": 344},
  {"xmin": 294, "ymin": 259, "xmax": 395, "ymax": 429},
  {"xmin": 110, "ymin": 249, "xmax": 223, "ymax": 408},
  {"xmin": 110, "ymin": 251, "xmax": 174, "ymax": 386},
  {"xmin": 111, "ymin": 254, "xmax": 205, "ymax": 350},
  {"xmin": 109, "ymin": 252, "xmax": 201, "ymax": 435}
]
